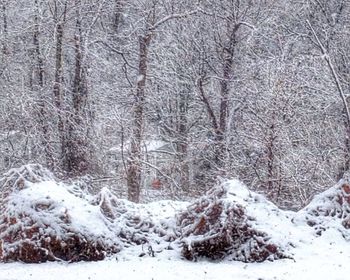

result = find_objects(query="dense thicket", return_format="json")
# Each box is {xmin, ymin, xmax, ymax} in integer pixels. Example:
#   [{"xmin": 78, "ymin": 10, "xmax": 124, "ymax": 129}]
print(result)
[{"xmin": 0, "ymin": 0, "xmax": 349, "ymax": 208}]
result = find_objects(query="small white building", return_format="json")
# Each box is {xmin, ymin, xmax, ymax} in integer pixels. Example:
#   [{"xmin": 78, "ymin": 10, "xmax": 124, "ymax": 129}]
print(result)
[{"xmin": 107, "ymin": 139, "xmax": 177, "ymax": 190}]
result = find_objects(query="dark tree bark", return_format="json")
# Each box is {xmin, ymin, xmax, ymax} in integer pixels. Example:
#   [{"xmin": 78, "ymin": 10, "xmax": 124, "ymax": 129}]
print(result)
[
  {"xmin": 176, "ymin": 88, "xmax": 190, "ymax": 191},
  {"xmin": 0, "ymin": 0, "xmax": 8, "ymax": 79},
  {"xmin": 65, "ymin": 0, "xmax": 90, "ymax": 176},
  {"xmin": 199, "ymin": 23, "xmax": 239, "ymax": 170},
  {"xmin": 113, "ymin": 0, "xmax": 124, "ymax": 33},
  {"xmin": 52, "ymin": 2, "xmax": 68, "ymax": 172},
  {"xmin": 215, "ymin": 26, "xmax": 237, "ymax": 167},
  {"xmin": 1, "ymin": 0, "xmax": 7, "ymax": 56},
  {"xmin": 265, "ymin": 109, "xmax": 277, "ymax": 192},
  {"xmin": 33, "ymin": 0, "xmax": 54, "ymax": 169},
  {"xmin": 127, "ymin": 33, "xmax": 152, "ymax": 202},
  {"xmin": 125, "ymin": 9, "xmax": 196, "ymax": 202}
]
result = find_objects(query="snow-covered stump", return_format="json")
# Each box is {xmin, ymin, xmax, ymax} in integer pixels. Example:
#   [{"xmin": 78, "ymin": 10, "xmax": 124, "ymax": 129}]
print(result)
[
  {"xmin": 0, "ymin": 165, "xmax": 120, "ymax": 263},
  {"xmin": 177, "ymin": 181, "xmax": 289, "ymax": 262}
]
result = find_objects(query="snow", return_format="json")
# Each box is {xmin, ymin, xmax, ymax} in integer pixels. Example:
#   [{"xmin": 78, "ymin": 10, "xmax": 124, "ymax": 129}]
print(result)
[
  {"xmin": 0, "ymin": 238, "xmax": 349, "ymax": 280},
  {"xmin": 224, "ymin": 180, "xmax": 298, "ymax": 248},
  {"xmin": 0, "ymin": 177, "xmax": 121, "ymax": 262},
  {"xmin": 15, "ymin": 181, "xmax": 116, "ymax": 239},
  {"xmin": 1, "ymin": 177, "xmax": 350, "ymax": 279},
  {"xmin": 136, "ymin": 74, "xmax": 144, "ymax": 83},
  {"xmin": 108, "ymin": 139, "xmax": 169, "ymax": 153}
]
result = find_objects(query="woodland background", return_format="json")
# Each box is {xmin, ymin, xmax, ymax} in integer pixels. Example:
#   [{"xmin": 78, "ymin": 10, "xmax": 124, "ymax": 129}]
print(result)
[{"xmin": 0, "ymin": 0, "xmax": 349, "ymax": 209}]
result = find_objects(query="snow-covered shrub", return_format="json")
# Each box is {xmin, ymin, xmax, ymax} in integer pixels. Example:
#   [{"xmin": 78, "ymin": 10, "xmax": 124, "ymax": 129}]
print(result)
[
  {"xmin": 95, "ymin": 188, "xmax": 184, "ymax": 247},
  {"xmin": 177, "ymin": 180, "xmax": 289, "ymax": 262},
  {"xmin": 0, "ymin": 164, "xmax": 54, "ymax": 205},
  {"xmin": 0, "ymin": 165, "xmax": 120, "ymax": 263},
  {"xmin": 296, "ymin": 181, "xmax": 350, "ymax": 237}
]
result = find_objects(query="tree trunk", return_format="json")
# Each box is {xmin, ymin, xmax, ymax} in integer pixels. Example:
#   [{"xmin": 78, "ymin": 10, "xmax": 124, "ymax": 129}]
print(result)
[
  {"xmin": 214, "ymin": 25, "xmax": 238, "ymax": 169},
  {"xmin": 0, "ymin": 0, "xmax": 8, "ymax": 76},
  {"xmin": 127, "ymin": 33, "xmax": 152, "ymax": 203},
  {"xmin": 338, "ymin": 116, "xmax": 350, "ymax": 179},
  {"xmin": 53, "ymin": 20, "xmax": 67, "ymax": 171},
  {"xmin": 66, "ymin": 0, "xmax": 90, "ymax": 176},
  {"xmin": 176, "ymin": 88, "xmax": 190, "ymax": 191},
  {"xmin": 33, "ymin": 0, "xmax": 54, "ymax": 169},
  {"xmin": 307, "ymin": 20, "xmax": 350, "ymax": 179},
  {"xmin": 113, "ymin": 0, "xmax": 124, "ymax": 33},
  {"xmin": 1, "ymin": 0, "xmax": 7, "ymax": 55},
  {"xmin": 266, "ymin": 112, "xmax": 277, "ymax": 192}
]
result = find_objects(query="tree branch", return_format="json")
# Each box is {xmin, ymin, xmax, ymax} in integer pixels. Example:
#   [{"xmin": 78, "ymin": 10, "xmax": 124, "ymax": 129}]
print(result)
[
  {"xmin": 150, "ymin": 10, "xmax": 198, "ymax": 31},
  {"xmin": 197, "ymin": 77, "xmax": 219, "ymax": 131},
  {"xmin": 306, "ymin": 19, "xmax": 350, "ymax": 126}
]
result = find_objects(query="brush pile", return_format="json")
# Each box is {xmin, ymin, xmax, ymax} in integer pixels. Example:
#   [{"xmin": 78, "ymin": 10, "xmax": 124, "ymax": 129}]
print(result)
[
  {"xmin": 0, "ymin": 165, "xmax": 120, "ymax": 263},
  {"xmin": 177, "ymin": 181, "xmax": 289, "ymax": 262}
]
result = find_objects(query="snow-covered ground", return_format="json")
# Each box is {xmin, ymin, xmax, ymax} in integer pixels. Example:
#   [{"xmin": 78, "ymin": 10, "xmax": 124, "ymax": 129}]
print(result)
[
  {"xmin": 1, "ymin": 203, "xmax": 349, "ymax": 280},
  {"xmin": 1, "ymin": 166, "xmax": 350, "ymax": 280},
  {"xmin": 0, "ymin": 234, "xmax": 349, "ymax": 280}
]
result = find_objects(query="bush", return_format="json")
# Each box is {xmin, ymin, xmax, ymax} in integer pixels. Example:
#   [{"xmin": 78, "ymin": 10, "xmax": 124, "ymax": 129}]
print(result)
[
  {"xmin": 298, "ymin": 181, "xmax": 350, "ymax": 237},
  {"xmin": 177, "ymin": 183, "xmax": 288, "ymax": 262},
  {"xmin": 95, "ymin": 187, "xmax": 181, "ymax": 246},
  {"xmin": 0, "ymin": 165, "xmax": 120, "ymax": 263}
]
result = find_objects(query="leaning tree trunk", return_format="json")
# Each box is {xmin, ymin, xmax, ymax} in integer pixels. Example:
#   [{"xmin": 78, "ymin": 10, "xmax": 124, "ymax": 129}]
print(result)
[{"xmin": 126, "ymin": 33, "xmax": 152, "ymax": 203}]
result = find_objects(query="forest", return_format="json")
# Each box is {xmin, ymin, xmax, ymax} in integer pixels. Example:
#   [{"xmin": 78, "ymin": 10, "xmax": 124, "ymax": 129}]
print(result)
[
  {"xmin": 1, "ymin": 2, "xmax": 350, "ymax": 278},
  {"xmin": 1, "ymin": 0, "xmax": 350, "ymax": 209}
]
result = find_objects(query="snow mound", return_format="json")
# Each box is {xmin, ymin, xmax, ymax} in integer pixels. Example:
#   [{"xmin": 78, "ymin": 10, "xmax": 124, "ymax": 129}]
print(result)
[
  {"xmin": 95, "ymin": 188, "xmax": 187, "ymax": 253},
  {"xmin": 295, "ymin": 180, "xmax": 350, "ymax": 239},
  {"xmin": 177, "ymin": 180, "xmax": 291, "ymax": 262},
  {"xmin": 0, "ymin": 165, "xmax": 120, "ymax": 263}
]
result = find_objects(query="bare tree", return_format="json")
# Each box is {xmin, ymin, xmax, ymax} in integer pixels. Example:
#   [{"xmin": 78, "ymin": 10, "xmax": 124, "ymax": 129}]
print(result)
[
  {"xmin": 64, "ymin": 0, "xmax": 91, "ymax": 176},
  {"xmin": 126, "ymin": 1, "xmax": 196, "ymax": 202},
  {"xmin": 304, "ymin": 0, "xmax": 350, "ymax": 179},
  {"xmin": 31, "ymin": 0, "xmax": 54, "ymax": 169}
]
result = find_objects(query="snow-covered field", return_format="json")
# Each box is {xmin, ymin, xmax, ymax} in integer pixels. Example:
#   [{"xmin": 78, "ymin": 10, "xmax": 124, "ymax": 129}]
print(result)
[
  {"xmin": 1, "ymin": 166, "xmax": 350, "ymax": 280},
  {"xmin": 1, "ymin": 203, "xmax": 349, "ymax": 280},
  {"xmin": 0, "ymin": 234, "xmax": 349, "ymax": 280}
]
